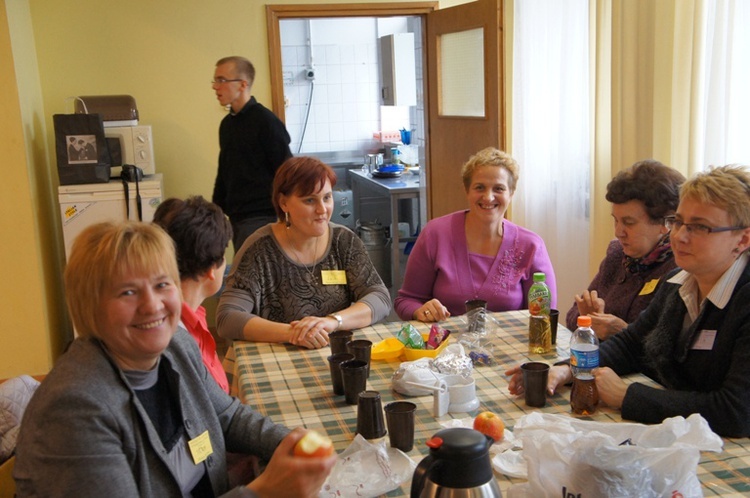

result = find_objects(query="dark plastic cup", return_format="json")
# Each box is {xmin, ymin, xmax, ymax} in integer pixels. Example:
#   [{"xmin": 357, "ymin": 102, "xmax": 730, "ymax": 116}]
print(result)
[
  {"xmin": 521, "ymin": 362, "xmax": 550, "ymax": 408},
  {"xmin": 340, "ymin": 359, "xmax": 368, "ymax": 405},
  {"xmin": 347, "ymin": 339, "xmax": 373, "ymax": 377},
  {"xmin": 356, "ymin": 391, "xmax": 386, "ymax": 440},
  {"xmin": 465, "ymin": 299, "xmax": 487, "ymax": 313},
  {"xmin": 328, "ymin": 352, "xmax": 354, "ymax": 395},
  {"xmin": 329, "ymin": 330, "xmax": 354, "ymax": 355},
  {"xmin": 549, "ymin": 309, "xmax": 560, "ymax": 345},
  {"xmin": 385, "ymin": 401, "xmax": 417, "ymax": 452}
]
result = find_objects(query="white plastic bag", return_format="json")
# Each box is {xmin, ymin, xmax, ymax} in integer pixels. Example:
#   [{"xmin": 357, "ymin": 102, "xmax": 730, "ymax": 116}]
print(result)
[
  {"xmin": 319, "ymin": 435, "xmax": 416, "ymax": 498},
  {"xmin": 502, "ymin": 413, "xmax": 722, "ymax": 498}
]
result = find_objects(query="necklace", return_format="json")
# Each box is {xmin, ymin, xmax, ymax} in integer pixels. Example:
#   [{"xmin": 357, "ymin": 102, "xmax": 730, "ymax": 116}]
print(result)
[{"xmin": 287, "ymin": 230, "xmax": 320, "ymax": 285}]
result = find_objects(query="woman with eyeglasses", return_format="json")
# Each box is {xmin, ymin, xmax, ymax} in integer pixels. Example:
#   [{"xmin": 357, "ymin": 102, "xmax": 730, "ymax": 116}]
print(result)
[
  {"xmin": 565, "ymin": 160, "xmax": 685, "ymax": 339},
  {"xmin": 508, "ymin": 165, "xmax": 750, "ymax": 437}
]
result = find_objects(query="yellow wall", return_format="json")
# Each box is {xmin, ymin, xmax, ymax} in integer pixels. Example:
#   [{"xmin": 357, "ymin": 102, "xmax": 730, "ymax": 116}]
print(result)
[
  {"xmin": 0, "ymin": 0, "xmax": 57, "ymax": 377},
  {"xmin": 1, "ymin": 0, "xmax": 443, "ymax": 377}
]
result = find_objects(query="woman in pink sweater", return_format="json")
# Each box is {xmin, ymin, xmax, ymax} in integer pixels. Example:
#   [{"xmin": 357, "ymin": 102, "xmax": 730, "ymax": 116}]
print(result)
[{"xmin": 395, "ymin": 147, "xmax": 556, "ymax": 321}]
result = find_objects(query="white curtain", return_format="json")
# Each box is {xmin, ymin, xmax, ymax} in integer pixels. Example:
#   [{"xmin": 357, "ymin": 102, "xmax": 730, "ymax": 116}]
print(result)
[
  {"xmin": 699, "ymin": 0, "xmax": 750, "ymax": 169},
  {"xmin": 511, "ymin": 0, "xmax": 591, "ymax": 308}
]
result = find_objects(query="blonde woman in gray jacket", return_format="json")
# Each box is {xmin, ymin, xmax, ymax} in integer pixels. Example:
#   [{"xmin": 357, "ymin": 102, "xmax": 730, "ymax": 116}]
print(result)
[{"xmin": 13, "ymin": 221, "xmax": 335, "ymax": 498}]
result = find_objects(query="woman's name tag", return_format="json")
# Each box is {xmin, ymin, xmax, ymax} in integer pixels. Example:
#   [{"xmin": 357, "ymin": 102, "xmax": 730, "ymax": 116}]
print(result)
[
  {"xmin": 188, "ymin": 430, "xmax": 213, "ymax": 464},
  {"xmin": 638, "ymin": 279, "xmax": 659, "ymax": 296},
  {"xmin": 321, "ymin": 270, "xmax": 347, "ymax": 285}
]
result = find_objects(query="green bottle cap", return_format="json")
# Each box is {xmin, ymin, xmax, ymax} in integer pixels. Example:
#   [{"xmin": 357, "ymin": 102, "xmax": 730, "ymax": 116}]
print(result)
[{"xmin": 533, "ymin": 272, "xmax": 546, "ymax": 282}]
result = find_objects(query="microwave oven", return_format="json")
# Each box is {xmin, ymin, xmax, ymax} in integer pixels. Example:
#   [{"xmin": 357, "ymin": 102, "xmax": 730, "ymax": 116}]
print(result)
[{"xmin": 104, "ymin": 125, "xmax": 155, "ymax": 177}]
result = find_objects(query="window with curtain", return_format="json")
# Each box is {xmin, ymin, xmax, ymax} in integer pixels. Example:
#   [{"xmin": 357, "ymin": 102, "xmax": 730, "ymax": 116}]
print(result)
[
  {"xmin": 700, "ymin": 0, "xmax": 750, "ymax": 168},
  {"xmin": 511, "ymin": 0, "xmax": 591, "ymax": 307}
]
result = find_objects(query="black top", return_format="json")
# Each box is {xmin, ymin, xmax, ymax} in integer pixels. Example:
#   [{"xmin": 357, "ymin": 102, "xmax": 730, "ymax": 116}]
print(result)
[{"xmin": 212, "ymin": 97, "xmax": 292, "ymax": 221}]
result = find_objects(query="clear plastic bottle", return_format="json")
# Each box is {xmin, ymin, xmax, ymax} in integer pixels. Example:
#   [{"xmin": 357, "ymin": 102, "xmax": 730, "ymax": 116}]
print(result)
[
  {"xmin": 570, "ymin": 315, "xmax": 599, "ymax": 415},
  {"xmin": 528, "ymin": 272, "xmax": 552, "ymax": 354}
]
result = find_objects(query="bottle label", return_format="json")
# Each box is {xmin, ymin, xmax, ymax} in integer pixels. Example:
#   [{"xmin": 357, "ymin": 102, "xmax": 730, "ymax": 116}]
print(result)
[
  {"xmin": 571, "ymin": 346, "xmax": 599, "ymax": 369},
  {"xmin": 528, "ymin": 284, "xmax": 550, "ymax": 316}
]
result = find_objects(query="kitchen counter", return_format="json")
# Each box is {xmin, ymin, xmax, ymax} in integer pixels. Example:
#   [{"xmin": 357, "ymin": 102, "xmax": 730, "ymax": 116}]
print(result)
[{"xmin": 348, "ymin": 169, "xmax": 423, "ymax": 291}]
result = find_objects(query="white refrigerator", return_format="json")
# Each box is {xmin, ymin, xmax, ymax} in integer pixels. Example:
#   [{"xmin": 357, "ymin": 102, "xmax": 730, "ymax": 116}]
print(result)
[{"xmin": 58, "ymin": 173, "xmax": 163, "ymax": 260}]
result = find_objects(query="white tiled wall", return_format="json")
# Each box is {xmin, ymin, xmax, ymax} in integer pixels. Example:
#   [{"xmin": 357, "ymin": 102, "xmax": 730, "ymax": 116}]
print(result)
[
  {"xmin": 282, "ymin": 18, "xmax": 381, "ymax": 154},
  {"xmin": 280, "ymin": 17, "xmax": 423, "ymax": 156}
]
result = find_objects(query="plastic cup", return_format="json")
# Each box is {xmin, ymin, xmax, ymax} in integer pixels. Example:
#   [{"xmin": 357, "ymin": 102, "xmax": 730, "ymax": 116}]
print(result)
[
  {"xmin": 347, "ymin": 339, "xmax": 373, "ymax": 377},
  {"xmin": 549, "ymin": 309, "xmax": 560, "ymax": 344},
  {"xmin": 521, "ymin": 362, "xmax": 550, "ymax": 408},
  {"xmin": 327, "ymin": 352, "xmax": 354, "ymax": 396},
  {"xmin": 329, "ymin": 330, "xmax": 353, "ymax": 355},
  {"xmin": 385, "ymin": 401, "xmax": 417, "ymax": 452},
  {"xmin": 465, "ymin": 299, "xmax": 487, "ymax": 313},
  {"xmin": 356, "ymin": 391, "xmax": 386, "ymax": 440},
  {"xmin": 340, "ymin": 359, "xmax": 368, "ymax": 405},
  {"xmin": 465, "ymin": 299, "xmax": 488, "ymax": 334}
]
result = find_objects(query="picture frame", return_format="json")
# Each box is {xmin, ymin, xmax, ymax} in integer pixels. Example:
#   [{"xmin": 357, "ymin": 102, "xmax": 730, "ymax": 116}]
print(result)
[{"xmin": 53, "ymin": 113, "xmax": 111, "ymax": 185}]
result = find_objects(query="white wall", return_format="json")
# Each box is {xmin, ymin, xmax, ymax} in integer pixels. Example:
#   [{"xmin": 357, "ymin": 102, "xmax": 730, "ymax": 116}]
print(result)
[{"xmin": 280, "ymin": 17, "xmax": 419, "ymax": 155}]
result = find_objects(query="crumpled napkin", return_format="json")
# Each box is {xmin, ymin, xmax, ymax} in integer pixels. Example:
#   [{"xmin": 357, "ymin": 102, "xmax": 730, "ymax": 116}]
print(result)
[{"xmin": 319, "ymin": 435, "xmax": 417, "ymax": 498}]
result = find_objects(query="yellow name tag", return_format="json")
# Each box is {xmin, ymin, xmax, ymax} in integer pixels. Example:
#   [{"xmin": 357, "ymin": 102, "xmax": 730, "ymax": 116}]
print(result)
[
  {"xmin": 321, "ymin": 270, "xmax": 347, "ymax": 285},
  {"xmin": 188, "ymin": 430, "xmax": 213, "ymax": 465},
  {"xmin": 638, "ymin": 279, "xmax": 659, "ymax": 296}
]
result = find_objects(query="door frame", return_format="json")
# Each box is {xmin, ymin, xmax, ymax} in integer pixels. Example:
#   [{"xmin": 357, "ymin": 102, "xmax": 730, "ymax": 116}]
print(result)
[{"xmin": 266, "ymin": 2, "xmax": 438, "ymax": 122}]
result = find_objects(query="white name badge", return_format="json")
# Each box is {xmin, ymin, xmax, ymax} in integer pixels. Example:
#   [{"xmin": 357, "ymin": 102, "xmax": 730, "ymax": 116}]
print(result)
[{"xmin": 692, "ymin": 330, "xmax": 717, "ymax": 350}]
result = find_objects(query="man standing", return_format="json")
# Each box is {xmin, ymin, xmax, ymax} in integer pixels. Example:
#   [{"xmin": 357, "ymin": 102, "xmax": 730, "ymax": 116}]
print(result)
[{"xmin": 211, "ymin": 56, "xmax": 292, "ymax": 252}]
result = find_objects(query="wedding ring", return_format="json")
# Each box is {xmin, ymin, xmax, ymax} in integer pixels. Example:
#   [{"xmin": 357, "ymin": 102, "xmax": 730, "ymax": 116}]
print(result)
[{"xmin": 424, "ymin": 310, "xmax": 431, "ymax": 316}]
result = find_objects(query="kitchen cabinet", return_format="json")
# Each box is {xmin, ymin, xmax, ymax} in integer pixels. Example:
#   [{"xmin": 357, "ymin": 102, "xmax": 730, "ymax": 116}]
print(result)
[{"xmin": 379, "ymin": 33, "xmax": 417, "ymax": 106}]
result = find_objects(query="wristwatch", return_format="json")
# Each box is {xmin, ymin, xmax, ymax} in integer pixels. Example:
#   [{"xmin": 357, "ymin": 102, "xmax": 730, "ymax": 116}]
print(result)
[{"xmin": 327, "ymin": 313, "xmax": 343, "ymax": 331}]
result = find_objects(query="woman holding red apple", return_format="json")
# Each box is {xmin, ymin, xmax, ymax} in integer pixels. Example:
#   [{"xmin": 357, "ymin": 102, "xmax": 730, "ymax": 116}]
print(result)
[{"xmin": 14, "ymin": 222, "xmax": 336, "ymax": 497}]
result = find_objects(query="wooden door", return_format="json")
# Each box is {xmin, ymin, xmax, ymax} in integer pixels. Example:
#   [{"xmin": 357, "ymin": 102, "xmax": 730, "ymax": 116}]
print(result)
[{"xmin": 426, "ymin": 0, "xmax": 504, "ymax": 218}]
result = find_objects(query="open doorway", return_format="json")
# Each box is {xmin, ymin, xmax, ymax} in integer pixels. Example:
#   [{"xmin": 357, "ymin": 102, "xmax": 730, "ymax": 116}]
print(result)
[{"xmin": 280, "ymin": 17, "xmax": 421, "ymax": 156}]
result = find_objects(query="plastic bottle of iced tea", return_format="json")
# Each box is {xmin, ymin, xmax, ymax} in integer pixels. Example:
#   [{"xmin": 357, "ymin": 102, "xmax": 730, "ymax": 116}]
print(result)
[
  {"xmin": 528, "ymin": 272, "xmax": 552, "ymax": 354},
  {"xmin": 570, "ymin": 315, "xmax": 599, "ymax": 415}
]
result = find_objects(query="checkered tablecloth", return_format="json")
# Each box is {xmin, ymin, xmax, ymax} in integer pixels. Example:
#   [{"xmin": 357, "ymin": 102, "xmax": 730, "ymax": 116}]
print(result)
[{"xmin": 224, "ymin": 310, "xmax": 750, "ymax": 496}]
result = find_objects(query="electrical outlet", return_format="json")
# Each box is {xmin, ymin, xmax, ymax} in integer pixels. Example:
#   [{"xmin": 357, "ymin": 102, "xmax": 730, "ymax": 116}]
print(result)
[{"xmin": 283, "ymin": 71, "xmax": 294, "ymax": 85}]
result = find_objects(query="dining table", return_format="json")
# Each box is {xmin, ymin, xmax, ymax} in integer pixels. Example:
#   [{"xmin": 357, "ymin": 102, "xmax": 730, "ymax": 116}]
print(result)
[{"xmin": 223, "ymin": 310, "xmax": 750, "ymax": 497}]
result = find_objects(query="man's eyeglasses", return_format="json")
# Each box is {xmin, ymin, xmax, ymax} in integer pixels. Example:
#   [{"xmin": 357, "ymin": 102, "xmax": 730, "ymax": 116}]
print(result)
[
  {"xmin": 211, "ymin": 78, "xmax": 244, "ymax": 85},
  {"xmin": 664, "ymin": 215, "xmax": 746, "ymax": 236}
]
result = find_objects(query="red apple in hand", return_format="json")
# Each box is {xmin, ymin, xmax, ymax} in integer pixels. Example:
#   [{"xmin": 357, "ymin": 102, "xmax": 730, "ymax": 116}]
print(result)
[
  {"xmin": 473, "ymin": 411, "xmax": 505, "ymax": 442},
  {"xmin": 293, "ymin": 430, "xmax": 335, "ymax": 458}
]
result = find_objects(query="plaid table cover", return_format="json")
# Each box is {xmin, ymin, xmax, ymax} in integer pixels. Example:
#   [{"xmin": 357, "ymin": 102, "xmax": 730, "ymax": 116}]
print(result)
[{"xmin": 224, "ymin": 310, "xmax": 750, "ymax": 496}]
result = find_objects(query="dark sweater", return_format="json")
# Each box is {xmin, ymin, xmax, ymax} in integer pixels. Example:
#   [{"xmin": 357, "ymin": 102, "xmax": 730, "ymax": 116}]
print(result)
[
  {"xmin": 566, "ymin": 240, "xmax": 677, "ymax": 330},
  {"xmin": 212, "ymin": 97, "xmax": 292, "ymax": 221},
  {"xmin": 600, "ymin": 261, "xmax": 750, "ymax": 437}
]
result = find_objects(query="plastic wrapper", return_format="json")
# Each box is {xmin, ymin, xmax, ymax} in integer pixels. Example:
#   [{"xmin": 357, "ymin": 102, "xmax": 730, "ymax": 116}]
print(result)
[
  {"xmin": 496, "ymin": 413, "xmax": 723, "ymax": 498},
  {"xmin": 397, "ymin": 323, "xmax": 425, "ymax": 349},
  {"xmin": 432, "ymin": 343, "xmax": 473, "ymax": 376},
  {"xmin": 391, "ymin": 344, "xmax": 473, "ymax": 395},
  {"xmin": 457, "ymin": 326, "xmax": 497, "ymax": 366},
  {"xmin": 391, "ymin": 357, "xmax": 443, "ymax": 396},
  {"xmin": 426, "ymin": 323, "xmax": 451, "ymax": 349},
  {"xmin": 319, "ymin": 434, "xmax": 416, "ymax": 498}
]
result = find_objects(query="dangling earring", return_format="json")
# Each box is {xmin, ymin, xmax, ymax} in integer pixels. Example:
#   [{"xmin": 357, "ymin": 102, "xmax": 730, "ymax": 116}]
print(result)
[{"xmin": 285, "ymin": 211, "xmax": 291, "ymax": 228}]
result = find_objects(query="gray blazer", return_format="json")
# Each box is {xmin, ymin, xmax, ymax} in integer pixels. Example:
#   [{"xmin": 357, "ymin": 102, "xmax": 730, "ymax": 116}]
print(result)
[{"xmin": 14, "ymin": 327, "xmax": 289, "ymax": 497}]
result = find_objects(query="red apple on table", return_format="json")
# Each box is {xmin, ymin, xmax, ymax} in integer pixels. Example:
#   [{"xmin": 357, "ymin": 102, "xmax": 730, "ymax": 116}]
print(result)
[
  {"xmin": 293, "ymin": 430, "xmax": 335, "ymax": 458},
  {"xmin": 473, "ymin": 411, "xmax": 505, "ymax": 442}
]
